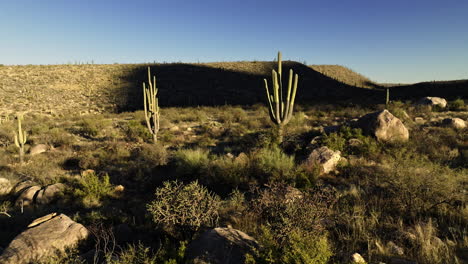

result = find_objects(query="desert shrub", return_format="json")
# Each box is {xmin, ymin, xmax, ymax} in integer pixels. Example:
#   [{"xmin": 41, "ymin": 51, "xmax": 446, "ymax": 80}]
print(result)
[
  {"xmin": 38, "ymin": 127, "xmax": 75, "ymax": 147},
  {"xmin": 77, "ymin": 142, "xmax": 131, "ymax": 171},
  {"xmin": 74, "ymin": 170, "xmax": 114, "ymax": 207},
  {"xmin": 322, "ymin": 126, "xmax": 380, "ymax": 157},
  {"xmin": 124, "ymin": 120, "xmax": 152, "ymax": 142},
  {"xmin": 147, "ymin": 180, "xmax": 220, "ymax": 235},
  {"xmin": 449, "ymin": 98, "xmax": 465, "ymax": 111},
  {"xmin": 39, "ymin": 248, "xmax": 84, "ymax": 264},
  {"xmin": 173, "ymin": 148, "xmax": 210, "ymax": 176},
  {"xmin": 132, "ymin": 143, "xmax": 168, "ymax": 167},
  {"xmin": 251, "ymin": 146, "xmax": 296, "ymax": 182},
  {"xmin": 247, "ymin": 184, "xmax": 335, "ymax": 263},
  {"xmin": 248, "ymin": 227, "xmax": 332, "ymax": 264},
  {"xmin": 79, "ymin": 116, "xmax": 111, "ymax": 138},
  {"xmin": 207, "ymin": 155, "xmax": 251, "ymax": 188},
  {"xmin": 112, "ymin": 242, "xmax": 157, "ymax": 264},
  {"xmin": 405, "ymin": 219, "xmax": 460, "ymax": 264}
]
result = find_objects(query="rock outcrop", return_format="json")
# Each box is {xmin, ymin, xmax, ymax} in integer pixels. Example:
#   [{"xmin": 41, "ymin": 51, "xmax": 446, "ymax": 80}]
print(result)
[
  {"xmin": 306, "ymin": 146, "xmax": 342, "ymax": 174},
  {"xmin": 185, "ymin": 227, "xmax": 258, "ymax": 264},
  {"xmin": 416, "ymin": 97, "xmax": 447, "ymax": 108},
  {"xmin": 0, "ymin": 213, "xmax": 89, "ymax": 264},
  {"xmin": 356, "ymin": 110, "xmax": 409, "ymax": 143},
  {"xmin": 29, "ymin": 144, "xmax": 48, "ymax": 156},
  {"xmin": 442, "ymin": 118, "xmax": 466, "ymax": 129}
]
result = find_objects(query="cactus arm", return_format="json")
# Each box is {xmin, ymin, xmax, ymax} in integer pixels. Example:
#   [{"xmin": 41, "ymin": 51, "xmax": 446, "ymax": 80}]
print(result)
[
  {"xmin": 272, "ymin": 70, "xmax": 281, "ymax": 124},
  {"xmin": 264, "ymin": 79, "xmax": 276, "ymax": 120},
  {"xmin": 286, "ymin": 73, "xmax": 299, "ymax": 122}
]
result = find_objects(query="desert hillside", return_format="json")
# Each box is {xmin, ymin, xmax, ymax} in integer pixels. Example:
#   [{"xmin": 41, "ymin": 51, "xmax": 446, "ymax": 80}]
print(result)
[{"xmin": 2, "ymin": 62, "xmax": 466, "ymax": 118}]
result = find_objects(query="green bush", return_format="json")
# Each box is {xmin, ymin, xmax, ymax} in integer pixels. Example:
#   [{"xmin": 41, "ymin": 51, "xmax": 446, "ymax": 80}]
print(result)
[
  {"xmin": 449, "ymin": 98, "xmax": 465, "ymax": 111},
  {"xmin": 248, "ymin": 227, "xmax": 332, "ymax": 264},
  {"xmin": 173, "ymin": 148, "xmax": 210, "ymax": 176},
  {"xmin": 251, "ymin": 146, "xmax": 296, "ymax": 182},
  {"xmin": 74, "ymin": 170, "xmax": 114, "ymax": 207},
  {"xmin": 79, "ymin": 116, "xmax": 111, "ymax": 138},
  {"xmin": 124, "ymin": 120, "xmax": 152, "ymax": 142},
  {"xmin": 147, "ymin": 180, "xmax": 220, "ymax": 235}
]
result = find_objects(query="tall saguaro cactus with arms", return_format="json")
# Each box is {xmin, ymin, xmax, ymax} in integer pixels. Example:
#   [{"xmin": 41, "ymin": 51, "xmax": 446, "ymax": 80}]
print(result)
[
  {"xmin": 143, "ymin": 67, "xmax": 160, "ymax": 143},
  {"xmin": 264, "ymin": 51, "xmax": 299, "ymax": 143},
  {"xmin": 14, "ymin": 114, "xmax": 27, "ymax": 164}
]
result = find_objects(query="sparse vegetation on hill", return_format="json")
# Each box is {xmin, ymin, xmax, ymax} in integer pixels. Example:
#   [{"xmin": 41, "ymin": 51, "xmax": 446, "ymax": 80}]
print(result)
[{"xmin": 310, "ymin": 64, "xmax": 378, "ymax": 89}]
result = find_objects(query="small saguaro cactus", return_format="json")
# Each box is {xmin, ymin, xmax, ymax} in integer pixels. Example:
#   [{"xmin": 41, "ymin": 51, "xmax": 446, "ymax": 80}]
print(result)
[
  {"xmin": 264, "ymin": 51, "xmax": 299, "ymax": 143},
  {"xmin": 14, "ymin": 114, "xmax": 27, "ymax": 164},
  {"xmin": 143, "ymin": 67, "xmax": 160, "ymax": 143},
  {"xmin": 385, "ymin": 88, "xmax": 390, "ymax": 106}
]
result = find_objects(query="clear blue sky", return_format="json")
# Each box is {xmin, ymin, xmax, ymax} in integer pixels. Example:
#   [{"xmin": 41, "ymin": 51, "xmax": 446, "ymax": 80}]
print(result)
[{"xmin": 1, "ymin": 0, "xmax": 467, "ymax": 83}]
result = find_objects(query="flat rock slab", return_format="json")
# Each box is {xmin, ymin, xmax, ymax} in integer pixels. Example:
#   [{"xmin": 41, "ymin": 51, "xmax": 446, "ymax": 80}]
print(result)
[{"xmin": 0, "ymin": 213, "xmax": 89, "ymax": 264}]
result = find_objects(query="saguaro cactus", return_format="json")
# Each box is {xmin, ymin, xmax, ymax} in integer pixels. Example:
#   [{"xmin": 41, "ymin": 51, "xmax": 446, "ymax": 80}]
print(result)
[
  {"xmin": 14, "ymin": 114, "xmax": 27, "ymax": 164},
  {"xmin": 385, "ymin": 88, "xmax": 390, "ymax": 106},
  {"xmin": 143, "ymin": 67, "xmax": 160, "ymax": 143},
  {"xmin": 264, "ymin": 51, "xmax": 299, "ymax": 143}
]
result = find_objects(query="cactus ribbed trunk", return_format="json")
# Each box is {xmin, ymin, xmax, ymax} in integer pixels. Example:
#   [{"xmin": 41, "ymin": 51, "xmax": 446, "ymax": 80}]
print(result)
[{"xmin": 143, "ymin": 67, "xmax": 160, "ymax": 144}]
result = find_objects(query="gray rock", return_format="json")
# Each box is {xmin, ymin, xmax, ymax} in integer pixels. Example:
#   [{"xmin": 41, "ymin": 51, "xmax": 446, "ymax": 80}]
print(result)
[
  {"xmin": 0, "ymin": 214, "xmax": 89, "ymax": 264},
  {"xmin": 356, "ymin": 110, "xmax": 409, "ymax": 143},
  {"xmin": 29, "ymin": 144, "xmax": 48, "ymax": 156},
  {"xmin": 442, "ymin": 118, "xmax": 466, "ymax": 129},
  {"xmin": 185, "ymin": 227, "xmax": 258, "ymax": 264},
  {"xmin": 306, "ymin": 146, "xmax": 341, "ymax": 174},
  {"xmin": 15, "ymin": 186, "xmax": 41, "ymax": 207},
  {"xmin": 416, "ymin": 97, "xmax": 447, "ymax": 108},
  {"xmin": 414, "ymin": 117, "xmax": 425, "ymax": 124},
  {"xmin": 351, "ymin": 252, "xmax": 366, "ymax": 263},
  {"xmin": 11, "ymin": 180, "xmax": 34, "ymax": 196},
  {"xmin": 35, "ymin": 183, "xmax": 65, "ymax": 205}
]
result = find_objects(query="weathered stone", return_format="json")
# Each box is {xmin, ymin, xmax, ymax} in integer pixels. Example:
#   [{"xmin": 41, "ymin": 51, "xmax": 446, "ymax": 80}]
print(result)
[
  {"xmin": 306, "ymin": 146, "xmax": 341, "ymax": 174},
  {"xmin": 15, "ymin": 185, "xmax": 41, "ymax": 207},
  {"xmin": 416, "ymin": 97, "xmax": 447, "ymax": 108},
  {"xmin": 414, "ymin": 117, "xmax": 425, "ymax": 124},
  {"xmin": 442, "ymin": 118, "xmax": 466, "ymax": 129},
  {"xmin": 29, "ymin": 144, "xmax": 48, "ymax": 156},
  {"xmin": 185, "ymin": 227, "xmax": 258, "ymax": 264},
  {"xmin": 351, "ymin": 252, "xmax": 366, "ymax": 263},
  {"xmin": 35, "ymin": 183, "xmax": 66, "ymax": 205},
  {"xmin": 356, "ymin": 110, "xmax": 409, "ymax": 142},
  {"xmin": 0, "ymin": 178, "xmax": 12, "ymax": 196},
  {"xmin": 0, "ymin": 214, "xmax": 89, "ymax": 264},
  {"xmin": 11, "ymin": 180, "xmax": 34, "ymax": 196}
]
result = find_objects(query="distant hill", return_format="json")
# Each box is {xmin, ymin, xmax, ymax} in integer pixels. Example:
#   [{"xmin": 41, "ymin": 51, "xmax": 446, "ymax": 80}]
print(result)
[
  {"xmin": 309, "ymin": 65, "xmax": 378, "ymax": 89},
  {"xmin": 0, "ymin": 62, "xmax": 466, "ymax": 116}
]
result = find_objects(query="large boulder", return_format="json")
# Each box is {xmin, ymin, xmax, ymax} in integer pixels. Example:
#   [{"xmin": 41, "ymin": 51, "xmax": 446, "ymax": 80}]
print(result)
[
  {"xmin": 356, "ymin": 110, "xmax": 409, "ymax": 143},
  {"xmin": 306, "ymin": 146, "xmax": 342, "ymax": 174},
  {"xmin": 442, "ymin": 118, "xmax": 466, "ymax": 129},
  {"xmin": 0, "ymin": 213, "xmax": 89, "ymax": 264},
  {"xmin": 185, "ymin": 227, "xmax": 258, "ymax": 264},
  {"xmin": 0, "ymin": 178, "xmax": 12, "ymax": 196},
  {"xmin": 35, "ymin": 183, "xmax": 66, "ymax": 205},
  {"xmin": 416, "ymin": 97, "xmax": 447, "ymax": 108},
  {"xmin": 15, "ymin": 185, "xmax": 41, "ymax": 207},
  {"xmin": 29, "ymin": 144, "xmax": 48, "ymax": 156}
]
